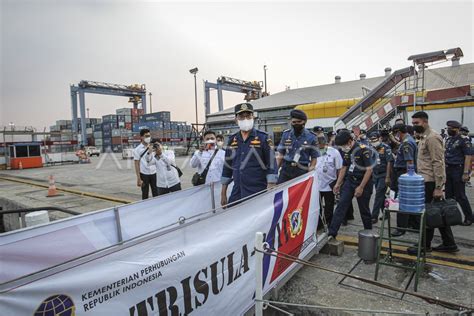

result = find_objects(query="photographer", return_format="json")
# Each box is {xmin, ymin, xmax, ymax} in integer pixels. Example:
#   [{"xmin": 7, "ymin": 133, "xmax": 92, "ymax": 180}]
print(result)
[
  {"xmin": 190, "ymin": 130, "xmax": 225, "ymax": 185},
  {"xmin": 133, "ymin": 129, "xmax": 158, "ymax": 199},
  {"xmin": 151, "ymin": 140, "xmax": 182, "ymax": 196}
]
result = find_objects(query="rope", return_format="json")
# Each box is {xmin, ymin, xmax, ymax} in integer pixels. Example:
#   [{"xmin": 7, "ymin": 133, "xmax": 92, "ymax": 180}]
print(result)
[
  {"xmin": 255, "ymin": 247, "xmax": 473, "ymax": 312},
  {"xmin": 258, "ymin": 299, "xmax": 429, "ymax": 315}
]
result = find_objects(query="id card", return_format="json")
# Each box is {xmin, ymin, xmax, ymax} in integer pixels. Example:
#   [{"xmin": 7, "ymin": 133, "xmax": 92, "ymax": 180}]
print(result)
[{"xmin": 349, "ymin": 164, "xmax": 355, "ymax": 173}]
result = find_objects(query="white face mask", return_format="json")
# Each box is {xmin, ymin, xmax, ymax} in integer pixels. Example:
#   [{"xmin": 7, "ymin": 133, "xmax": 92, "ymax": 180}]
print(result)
[
  {"xmin": 217, "ymin": 141, "xmax": 224, "ymax": 147},
  {"xmin": 144, "ymin": 137, "xmax": 151, "ymax": 144},
  {"xmin": 204, "ymin": 139, "xmax": 216, "ymax": 144},
  {"xmin": 238, "ymin": 118, "xmax": 254, "ymax": 131}
]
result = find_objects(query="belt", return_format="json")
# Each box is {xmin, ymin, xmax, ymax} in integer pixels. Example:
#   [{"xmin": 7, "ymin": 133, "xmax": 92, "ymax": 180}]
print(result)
[
  {"xmin": 447, "ymin": 164, "xmax": 463, "ymax": 168},
  {"xmin": 394, "ymin": 167, "xmax": 407, "ymax": 171},
  {"xmin": 347, "ymin": 175, "xmax": 363, "ymax": 182}
]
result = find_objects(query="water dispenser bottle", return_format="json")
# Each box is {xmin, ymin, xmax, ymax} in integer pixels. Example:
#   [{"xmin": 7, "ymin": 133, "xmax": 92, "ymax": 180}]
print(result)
[{"xmin": 398, "ymin": 164, "xmax": 425, "ymax": 212}]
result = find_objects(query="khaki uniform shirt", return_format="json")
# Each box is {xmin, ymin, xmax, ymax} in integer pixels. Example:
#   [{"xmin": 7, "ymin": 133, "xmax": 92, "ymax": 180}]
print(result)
[{"xmin": 416, "ymin": 126, "xmax": 445, "ymax": 187}]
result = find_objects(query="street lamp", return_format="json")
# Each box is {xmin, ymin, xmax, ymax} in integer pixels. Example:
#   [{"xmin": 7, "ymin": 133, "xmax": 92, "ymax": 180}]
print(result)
[
  {"xmin": 149, "ymin": 92, "xmax": 153, "ymax": 113},
  {"xmin": 263, "ymin": 65, "xmax": 268, "ymax": 95},
  {"xmin": 189, "ymin": 67, "xmax": 199, "ymax": 125}
]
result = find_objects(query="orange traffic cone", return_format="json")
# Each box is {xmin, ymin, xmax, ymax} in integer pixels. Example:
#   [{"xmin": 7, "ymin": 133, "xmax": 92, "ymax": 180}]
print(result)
[
  {"xmin": 47, "ymin": 175, "xmax": 59, "ymax": 197},
  {"xmin": 18, "ymin": 161, "xmax": 23, "ymax": 170}
]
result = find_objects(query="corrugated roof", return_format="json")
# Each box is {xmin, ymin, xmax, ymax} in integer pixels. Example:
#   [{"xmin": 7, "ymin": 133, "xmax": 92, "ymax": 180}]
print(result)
[{"xmin": 207, "ymin": 63, "xmax": 473, "ymax": 121}]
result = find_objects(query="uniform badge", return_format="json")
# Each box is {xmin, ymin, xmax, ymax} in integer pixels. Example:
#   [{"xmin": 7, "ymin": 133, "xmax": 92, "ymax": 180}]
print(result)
[
  {"xmin": 360, "ymin": 144, "xmax": 366, "ymax": 148},
  {"xmin": 241, "ymin": 103, "xmax": 248, "ymax": 111},
  {"xmin": 267, "ymin": 138, "xmax": 274, "ymax": 146},
  {"xmin": 230, "ymin": 137, "xmax": 238, "ymax": 148},
  {"xmin": 250, "ymin": 137, "xmax": 261, "ymax": 147}
]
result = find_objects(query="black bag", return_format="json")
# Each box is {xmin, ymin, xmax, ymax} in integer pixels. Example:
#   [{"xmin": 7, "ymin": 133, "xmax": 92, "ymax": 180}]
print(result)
[
  {"xmin": 425, "ymin": 199, "xmax": 463, "ymax": 228},
  {"xmin": 192, "ymin": 149, "xmax": 219, "ymax": 186},
  {"xmin": 425, "ymin": 201, "xmax": 444, "ymax": 228},
  {"xmin": 441, "ymin": 198, "xmax": 463, "ymax": 226}
]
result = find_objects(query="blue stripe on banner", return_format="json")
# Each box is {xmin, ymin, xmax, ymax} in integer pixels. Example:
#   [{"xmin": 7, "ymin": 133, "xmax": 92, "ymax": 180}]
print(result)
[{"xmin": 262, "ymin": 191, "xmax": 284, "ymax": 286}]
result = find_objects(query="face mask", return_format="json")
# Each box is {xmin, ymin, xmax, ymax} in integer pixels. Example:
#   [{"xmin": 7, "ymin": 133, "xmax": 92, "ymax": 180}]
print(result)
[
  {"xmin": 447, "ymin": 129, "xmax": 457, "ymax": 137},
  {"xmin": 319, "ymin": 147, "xmax": 327, "ymax": 155},
  {"xmin": 144, "ymin": 137, "xmax": 151, "ymax": 144},
  {"xmin": 371, "ymin": 141, "xmax": 381, "ymax": 147},
  {"xmin": 217, "ymin": 141, "xmax": 224, "ymax": 147},
  {"xmin": 413, "ymin": 125, "xmax": 425, "ymax": 134},
  {"xmin": 238, "ymin": 118, "xmax": 254, "ymax": 131},
  {"xmin": 204, "ymin": 139, "xmax": 216, "ymax": 144},
  {"xmin": 292, "ymin": 124, "xmax": 305, "ymax": 133}
]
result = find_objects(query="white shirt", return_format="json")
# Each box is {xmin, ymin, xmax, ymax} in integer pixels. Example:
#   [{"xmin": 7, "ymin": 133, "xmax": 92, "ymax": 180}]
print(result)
[
  {"xmin": 190, "ymin": 149, "xmax": 225, "ymax": 184},
  {"xmin": 316, "ymin": 146, "xmax": 343, "ymax": 192},
  {"xmin": 133, "ymin": 143, "xmax": 156, "ymax": 175},
  {"xmin": 152, "ymin": 150, "xmax": 180, "ymax": 188}
]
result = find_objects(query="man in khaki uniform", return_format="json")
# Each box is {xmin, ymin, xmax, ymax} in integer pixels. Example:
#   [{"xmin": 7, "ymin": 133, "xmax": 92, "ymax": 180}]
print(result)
[{"xmin": 407, "ymin": 111, "xmax": 458, "ymax": 255}]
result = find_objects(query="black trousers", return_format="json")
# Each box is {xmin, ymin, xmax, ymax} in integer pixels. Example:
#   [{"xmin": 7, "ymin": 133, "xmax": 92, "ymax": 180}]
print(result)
[
  {"xmin": 320, "ymin": 191, "xmax": 335, "ymax": 226},
  {"xmin": 277, "ymin": 162, "xmax": 308, "ymax": 184},
  {"xmin": 140, "ymin": 173, "xmax": 158, "ymax": 200},
  {"xmin": 157, "ymin": 183, "xmax": 182, "ymax": 196},
  {"xmin": 445, "ymin": 165, "xmax": 473, "ymax": 221},
  {"xmin": 425, "ymin": 182, "xmax": 456, "ymax": 247}
]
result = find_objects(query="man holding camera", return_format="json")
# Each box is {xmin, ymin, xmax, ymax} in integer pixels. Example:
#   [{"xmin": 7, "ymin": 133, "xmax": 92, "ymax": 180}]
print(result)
[
  {"xmin": 150, "ymin": 140, "xmax": 181, "ymax": 195},
  {"xmin": 133, "ymin": 129, "xmax": 158, "ymax": 199}
]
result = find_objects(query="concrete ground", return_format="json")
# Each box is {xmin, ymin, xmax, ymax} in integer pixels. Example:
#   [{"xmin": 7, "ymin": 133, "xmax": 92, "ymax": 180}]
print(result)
[{"xmin": 1, "ymin": 153, "xmax": 473, "ymax": 314}]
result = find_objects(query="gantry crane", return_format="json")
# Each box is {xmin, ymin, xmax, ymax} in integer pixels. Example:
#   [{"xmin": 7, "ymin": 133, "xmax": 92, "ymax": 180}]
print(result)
[
  {"xmin": 204, "ymin": 76, "xmax": 263, "ymax": 115},
  {"xmin": 70, "ymin": 80, "xmax": 147, "ymax": 146}
]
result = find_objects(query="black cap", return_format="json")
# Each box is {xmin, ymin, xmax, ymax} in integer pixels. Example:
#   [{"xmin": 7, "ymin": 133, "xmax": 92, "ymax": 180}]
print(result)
[
  {"xmin": 369, "ymin": 131, "xmax": 380, "ymax": 139},
  {"xmin": 446, "ymin": 120, "xmax": 462, "ymax": 128},
  {"xmin": 290, "ymin": 109, "xmax": 307, "ymax": 121},
  {"xmin": 460, "ymin": 126, "xmax": 469, "ymax": 133},
  {"xmin": 234, "ymin": 103, "xmax": 254, "ymax": 114},
  {"xmin": 359, "ymin": 129, "xmax": 367, "ymax": 135},
  {"xmin": 392, "ymin": 124, "xmax": 407, "ymax": 133},
  {"xmin": 335, "ymin": 131, "xmax": 352, "ymax": 146},
  {"xmin": 313, "ymin": 126, "xmax": 324, "ymax": 133},
  {"xmin": 327, "ymin": 131, "xmax": 336, "ymax": 137}
]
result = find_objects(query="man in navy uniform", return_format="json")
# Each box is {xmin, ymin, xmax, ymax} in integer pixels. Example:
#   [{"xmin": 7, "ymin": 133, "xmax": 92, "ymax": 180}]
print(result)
[
  {"xmin": 369, "ymin": 131, "xmax": 393, "ymax": 223},
  {"xmin": 445, "ymin": 120, "xmax": 472, "ymax": 226},
  {"xmin": 328, "ymin": 131, "xmax": 374, "ymax": 239},
  {"xmin": 221, "ymin": 103, "xmax": 278, "ymax": 206},
  {"xmin": 276, "ymin": 109, "xmax": 318, "ymax": 184},
  {"xmin": 358, "ymin": 129, "xmax": 369, "ymax": 145},
  {"xmin": 390, "ymin": 123, "xmax": 418, "ymax": 236}
]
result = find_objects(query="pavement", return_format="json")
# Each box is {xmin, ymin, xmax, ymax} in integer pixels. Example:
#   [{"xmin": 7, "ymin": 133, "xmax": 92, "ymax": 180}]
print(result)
[{"xmin": 1, "ymin": 153, "xmax": 473, "ymax": 314}]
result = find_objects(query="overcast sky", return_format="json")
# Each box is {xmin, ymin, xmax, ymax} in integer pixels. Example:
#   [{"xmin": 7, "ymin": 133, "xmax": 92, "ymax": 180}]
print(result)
[{"xmin": 1, "ymin": 0, "xmax": 472, "ymax": 129}]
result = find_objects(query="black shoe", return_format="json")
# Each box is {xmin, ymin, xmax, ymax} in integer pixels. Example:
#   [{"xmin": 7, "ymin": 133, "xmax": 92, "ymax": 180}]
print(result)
[
  {"xmin": 391, "ymin": 229, "xmax": 405, "ymax": 237},
  {"xmin": 461, "ymin": 219, "xmax": 472, "ymax": 226},
  {"xmin": 342, "ymin": 219, "xmax": 348, "ymax": 226},
  {"xmin": 432, "ymin": 244, "xmax": 459, "ymax": 253},
  {"xmin": 407, "ymin": 246, "xmax": 432, "ymax": 256},
  {"xmin": 372, "ymin": 218, "xmax": 378, "ymax": 224}
]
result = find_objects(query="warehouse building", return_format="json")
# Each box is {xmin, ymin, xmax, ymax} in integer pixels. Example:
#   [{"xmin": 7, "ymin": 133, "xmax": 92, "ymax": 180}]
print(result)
[{"xmin": 206, "ymin": 62, "xmax": 473, "ymax": 145}]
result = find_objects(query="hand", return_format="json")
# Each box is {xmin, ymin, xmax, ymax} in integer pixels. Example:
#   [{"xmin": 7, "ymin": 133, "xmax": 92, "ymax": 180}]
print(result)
[
  {"xmin": 137, "ymin": 179, "xmax": 143, "ymax": 187},
  {"xmin": 433, "ymin": 188, "xmax": 444, "ymax": 199},
  {"xmin": 333, "ymin": 183, "xmax": 341, "ymax": 194},
  {"xmin": 267, "ymin": 183, "xmax": 276, "ymax": 190},
  {"xmin": 385, "ymin": 176, "xmax": 391, "ymax": 187},
  {"xmin": 221, "ymin": 193, "xmax": 228, "ymax": 208},
  {"xmin": 354, "ymin": 185, "xmax": 364, "ymax": 198},
  {"xmin": 463, "ymin": 173, "xmax": 470, "ymax": 182},
  {"xmin": 308, "ymin": 166, "xmax": 316, "ymax": 172}
]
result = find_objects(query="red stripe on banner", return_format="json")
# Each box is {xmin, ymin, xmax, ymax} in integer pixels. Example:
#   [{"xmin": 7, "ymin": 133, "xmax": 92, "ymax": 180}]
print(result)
[{"xmin": 270, "ymin": 177, "xmax": 314, "ymax": 282}]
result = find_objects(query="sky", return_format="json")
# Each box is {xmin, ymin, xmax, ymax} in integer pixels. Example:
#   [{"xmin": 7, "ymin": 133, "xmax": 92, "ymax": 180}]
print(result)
[{"xmin": 1, "ymin": 0, "xmax": 473, "ymax": 130}]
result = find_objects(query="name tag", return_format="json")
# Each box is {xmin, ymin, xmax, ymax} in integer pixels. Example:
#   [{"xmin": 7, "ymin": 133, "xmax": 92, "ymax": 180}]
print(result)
[{"xmin": 349, "ymin": 164, "xmax": 355, "ymax": 173}]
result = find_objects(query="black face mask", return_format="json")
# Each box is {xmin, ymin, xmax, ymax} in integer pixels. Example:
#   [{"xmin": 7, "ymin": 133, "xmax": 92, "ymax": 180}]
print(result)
[
  {"xmin": 413, "ymin": 125, "xmax": 425, "ymax": 134},
  {"xmin": 447, "ymin": 129, "xmax": 457, "ymax": 137},
  {"xmin": 292, "ymin": 124, "xmax": 305, "ymax": 133}
]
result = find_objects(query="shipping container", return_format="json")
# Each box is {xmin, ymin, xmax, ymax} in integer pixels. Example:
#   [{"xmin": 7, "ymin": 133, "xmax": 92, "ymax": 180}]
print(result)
[
  {"xmin": 112, "ymin": 137, "xmax": 122, "ymax": 145},
  {"xmin": 95, "ymin": 139, "xmax": 103, "ymax": 146},
  {"xmin": 102, "ymin": 114, "xmax": 117, "ymax": 123},
  {"xmin": 117, "ymin": 115, "xmax": 126, "ymax": 122},
  {"xmin": 125, "ymin": 122, "xmax": 132, "ymax": 130},
  {"xmin": 86, "ymin": 128, "xmax": 93, "ymax": 134},
  {"xmin": 125, "ymin": 115, "xmax": 132, "ymax": 123},
  {"xmin": 93, "ymin": 124, "xmax": 102, "ymax": 132},
  {"xmin": 116, "ymin": 108, "xmax": 132, "ymax": 116},
  {"xmin": 103, "ymin": 130, "xmax": 112, "ymax": 139},
  {"xmin": 93, "ymin": 131, "xmax": 103, "ymax": 138},
  {"xmin": 50, "ymin": 126, "xmax": 60, "ymax": 132}
]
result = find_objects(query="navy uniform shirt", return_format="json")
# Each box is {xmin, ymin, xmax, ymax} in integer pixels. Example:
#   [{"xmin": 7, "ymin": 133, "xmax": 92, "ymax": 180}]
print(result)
[
  {"xmin": 445, "ymin": 134, "xmax": 472, "ymax": 165},
  {"xmin": 372, "ymin": 143, "xmax": 393, "ymax": 177},
  {"xmin": 221, "ymin": 128, "xmax": 278, "ymax": 203},
  {"xmin": 394, "ymin": 134, "xmax": 417, "ymax": 169},
  {"xmin": 277, "ymin": 128, "xmax": 319, "ymax": 165},
  {"xmin": 342, "ymin": 142, "xmax": 374, "ymax": 180}
]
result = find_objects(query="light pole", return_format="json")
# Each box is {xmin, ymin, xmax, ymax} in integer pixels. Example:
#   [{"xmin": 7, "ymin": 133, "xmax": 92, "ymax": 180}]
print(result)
[
  {"xmin": 8, "ymin": 122, "xmax": 14, "ymax": 143},
  {"xmin": 86, "ymin": 108, "xmax": 90, "ymax": 119},
  {"xmin": 189, "ymin": 67, "xmax": 199, "ymax": 125},
  {"xmin": 263, "ymin": 65, "xmax": 268, "ymax": 96},
  {"xmin": 148, "ymin": 92, "xmax": 153, "ymax": 113}
]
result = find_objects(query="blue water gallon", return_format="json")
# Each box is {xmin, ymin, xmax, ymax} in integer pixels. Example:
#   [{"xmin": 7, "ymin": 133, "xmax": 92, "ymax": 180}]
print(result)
[{"xmin": 398, "ymin": 164, "xmax": 425, "ymax": 212}]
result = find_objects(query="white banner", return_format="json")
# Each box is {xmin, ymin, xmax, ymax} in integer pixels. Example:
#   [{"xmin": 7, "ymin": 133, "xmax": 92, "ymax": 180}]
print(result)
[{"xmin": 0, "ymin": 173, "xmax": 320, "ymax": 315}]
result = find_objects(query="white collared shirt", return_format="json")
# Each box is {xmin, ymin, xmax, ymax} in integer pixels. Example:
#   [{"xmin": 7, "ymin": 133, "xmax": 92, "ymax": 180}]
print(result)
[
  {"xmin": 190, "ymin": 149, "xmax": 225, "ymax": 184},
  {"xmin": 133, "ymin": 143, "xmax": 157, "ymax": 175},
  {"xmin": 153, "ymin": 150, "xmax": 180, "ymax": 188},
  {"xmin": 316, "ymin": 146, "xmax": 343, "ymax": 192}
]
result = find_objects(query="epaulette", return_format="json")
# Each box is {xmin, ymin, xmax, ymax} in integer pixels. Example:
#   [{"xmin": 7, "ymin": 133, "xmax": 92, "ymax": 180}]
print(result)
[{"xmin": 359, "ymin": 144, "xmax": 366, "ymax": 149}]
